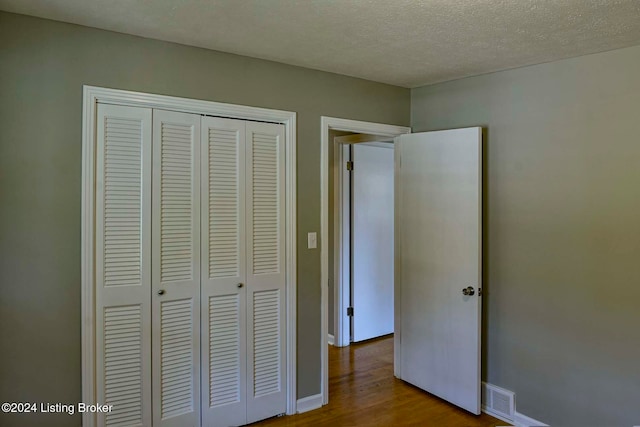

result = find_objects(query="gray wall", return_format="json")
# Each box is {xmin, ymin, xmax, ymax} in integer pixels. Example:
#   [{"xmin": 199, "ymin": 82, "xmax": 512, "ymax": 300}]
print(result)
[
  {"xmin": 0, "ymin": 12, "xmax": 409, "ymax": 426},
  {"xmin": 412, "ymin": 45, "xmax": 640, "ymax": 426}
]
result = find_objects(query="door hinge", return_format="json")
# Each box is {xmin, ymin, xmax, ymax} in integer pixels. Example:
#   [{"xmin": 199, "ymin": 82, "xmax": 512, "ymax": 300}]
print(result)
[
  {"xmin": 346, "ymin": 161, "xmax": 354, "ymax": 171},
  {"xmin": 347, "ymin": 306, "xmax": 354, "ymax": 316}
]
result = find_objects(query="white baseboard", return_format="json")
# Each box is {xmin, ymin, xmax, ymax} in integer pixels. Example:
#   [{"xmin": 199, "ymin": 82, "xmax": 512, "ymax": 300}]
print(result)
[
  {"xmin": 482, "ymin": 406, "xmax": 513, "ymax": 425},
  {"xmin": 483, "ymin": 408, "xmax": 547, "ymax": 427},
  {"xmin": 296, "ymin": 393, "xmax": 323, "ymax": 414},
  {"xmin": 327, "ymin": 334, "xmax": 335, "ymax": 346},
  {"xmin": 513, "ymin": 411, "xmax": 548, "ymax": 427}
]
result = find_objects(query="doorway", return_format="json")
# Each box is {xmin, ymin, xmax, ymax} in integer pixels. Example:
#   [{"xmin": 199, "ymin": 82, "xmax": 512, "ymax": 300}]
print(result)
[
  {"xmin": 321, "ymin": 120, "xmax": 484, "ymax": 416},
  {"xmin": 320, "ymin": 117, "xmax": 411, "ymax": 404}
]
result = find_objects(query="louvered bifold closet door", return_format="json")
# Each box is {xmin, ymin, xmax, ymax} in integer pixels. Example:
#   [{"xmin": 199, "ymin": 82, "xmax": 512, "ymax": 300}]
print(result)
[
  {"xmin": 95, "ymin": 104, "xmax": 152, "ymax": 427},
  {"xmin": 245, "ymin": 122, "xmax": 287, "ymax": 424},
  {"xmin": 200, "ymin": 117, "xmax": 247, "ymax": 427},
  {"xmin": 152, "ymin": 110, "xmax": 201, "ymax": 427}
]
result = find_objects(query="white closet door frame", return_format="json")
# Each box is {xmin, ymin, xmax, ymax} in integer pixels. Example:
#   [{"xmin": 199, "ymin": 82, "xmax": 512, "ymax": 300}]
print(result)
[{"xmin": 81, "ymin": 86, "xmax": 297, "ymax": 427}]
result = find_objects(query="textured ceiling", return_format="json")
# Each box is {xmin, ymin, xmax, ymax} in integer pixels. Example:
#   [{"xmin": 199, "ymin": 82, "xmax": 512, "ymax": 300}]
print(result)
[{"xmin": 2, "ymin": 0, "xmax": 640, "ymax": 88}]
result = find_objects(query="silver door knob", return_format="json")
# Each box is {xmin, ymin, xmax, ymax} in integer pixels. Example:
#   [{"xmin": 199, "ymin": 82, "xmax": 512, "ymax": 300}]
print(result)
[
  {"xmin": 237, "ymin": 283, "xmax": 244, "ymax": 288},
  {"xmin": 158, "ymin": 289, "xmax": 165, "ymax": 295},
  {"xmin": 462, "ymin": 286, "xmax": 475, "ymax": 296}
]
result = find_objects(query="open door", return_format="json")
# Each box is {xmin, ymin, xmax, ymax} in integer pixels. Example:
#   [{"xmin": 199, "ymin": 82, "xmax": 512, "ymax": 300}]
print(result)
[
  {"xmin": 395, "ymin": 127, "xmax": 482, "ymax": 414},
  {"xmin": 352, "ymin": 143, "xmax": 394, "ymax": 342}
]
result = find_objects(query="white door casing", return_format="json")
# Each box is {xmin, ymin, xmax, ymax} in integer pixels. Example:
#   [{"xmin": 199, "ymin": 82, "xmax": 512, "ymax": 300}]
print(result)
[
  {"xmin": 320, "ymin": 116, "xmax": 410, "ymax": 404},
  {"xmin": 352, "ymin": 144, "xmax": 394, "ymax": 342},
  {"xmin": 335, "ymin": 143, "xmax": 351, "ymax": 347},
  {"xmin": 152, "ymin": 109, "xmax": 201, "ymax": 427},
  {"xmin": 395, "ymin": 127, "xmax": 482, "ymax": 414}
]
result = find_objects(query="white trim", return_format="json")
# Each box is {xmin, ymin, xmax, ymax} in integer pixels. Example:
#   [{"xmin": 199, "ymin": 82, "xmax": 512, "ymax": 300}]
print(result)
[
  {"xmin": 482, "ymin": 407, "xmax": 548, "ymax": 427},
  {"xmin": 482, "ymin": 407, "xmax": 513, "ymax": 425},
  {"xmin": 513, "ymin": 411, "xmax": 549, "ymax": 427},
  {"xmin": 284, "ymin": 105, "xmax": 298, "ymax": 418},
  {"xmin": 82, "ymin": 85, "xmax": 298, "ymax": 426},
  {"xmin": 83, "ymin": 86, "xmax": 295, "ymax": 122},
  {"xmin": 296, "ymin": 394, "xmax": 323, "ymax": 414},
  {"xmin": 81, "ymin": 86, "xmax": 97, "ymax": 427},
  {"xmin": 320, "ymin": 116, "xmax": 411, "ymax": 405},
  {"xmin": 327, "ymin": 334, "xmax": 335, "ymax": 346},
  {"xmin": 334, "ymin": 143, "xmax": 350, "ymax": 348},
  {"xmin": 321, "ymin": 116, "xmax": 411, "ymax": 136},
  {"xmin": 393, "ymin": 140, "xmax": 401, "ymax": 378}
]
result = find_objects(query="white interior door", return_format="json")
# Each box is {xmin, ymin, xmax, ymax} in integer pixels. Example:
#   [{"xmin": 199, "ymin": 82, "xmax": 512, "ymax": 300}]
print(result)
[
  {"xmin": 152, "ymin": 109, "xmax": 201, "ymax": 427},
  {"xmin": 395, "ymin": 127, "xmax": 482, "ymax": 414},
  {"xmin": 201, "ymin": 117, "xmax": 247, "ymax": 427},
  {"xmin": 352, "ymin": 144, "xmax": 394, "ymax": 342}
]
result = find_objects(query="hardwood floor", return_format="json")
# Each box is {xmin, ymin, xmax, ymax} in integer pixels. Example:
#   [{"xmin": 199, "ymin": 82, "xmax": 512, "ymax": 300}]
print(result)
[{"xmin": 253, "ymin": 336, "xmax": 508, "ymax": 426}]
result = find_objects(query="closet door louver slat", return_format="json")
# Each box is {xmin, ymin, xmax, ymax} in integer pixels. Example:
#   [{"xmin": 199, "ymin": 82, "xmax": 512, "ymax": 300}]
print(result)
[
  {"xmin": 160, "ymin": 299, "xmax": 195, "ymax": 419},
  {"xmin": 95, "ymin": 104, "xmax": 152, "ymax": 427},
  {"xmin": 103, "ymin": 306, "xmax": 143, "ymax": 427},
  {"xmin": 209, "ymin": 295, "xmax": 241, "ymax": 406},
  {"xmin": 252, "ymin": 290, "xmax": 281, "ymax": 397},
  {"xmin": 152, "ymin": 109, "xmax": 201, "ymax": 427}
]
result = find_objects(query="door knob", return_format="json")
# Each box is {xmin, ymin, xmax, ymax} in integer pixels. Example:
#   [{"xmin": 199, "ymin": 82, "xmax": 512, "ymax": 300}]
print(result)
[
  {"xmin": 237, "ymin": 283, "xmax": 244, "ymax": 288},
  {"xmin": 158, "ymin": 289, "xmax": 165, "ymax": 295},
  {"xmin": 462, "ymin": 286, "xmax": 475, "ymax": 296}
]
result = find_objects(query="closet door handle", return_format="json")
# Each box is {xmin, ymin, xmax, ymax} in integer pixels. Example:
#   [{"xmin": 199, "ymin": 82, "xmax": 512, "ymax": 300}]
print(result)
[
  {"xmin": 157, "ymin": 289, "xmax": 166, "ymax": 295},
  {"xmin": 237, "ymin": 283, "xmax": 244, "ymax": 289}
]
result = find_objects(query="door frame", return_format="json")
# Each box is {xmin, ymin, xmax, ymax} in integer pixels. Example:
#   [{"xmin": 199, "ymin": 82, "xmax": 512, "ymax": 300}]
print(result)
[
  {"xmin": 320, "ymin": 117, "xmax": 410, "ymax": 405},
  {"xmin": 82, "ymin": 86, "xmax": 297, "ymax": 427}
]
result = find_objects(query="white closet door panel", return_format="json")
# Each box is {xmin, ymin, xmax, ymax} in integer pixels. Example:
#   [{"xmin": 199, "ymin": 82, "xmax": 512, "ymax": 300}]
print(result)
[
  {"xmin": 251, "ymin": 289, "xmax": 281, "ymax": 397},
  {"xmin": 204, "ymin": 293, "xmax": 246, "ymax": 427},
  {"xmin": 152, "ymin": 109, "xmax": 201, "ymax": 427},
  {"xmin": 95, "ymin": 104, "xmax": 152, "ymax": 427},
  {"xmin": 200, "ymin": 117, "xmax": 247, "ymax": 427},
  {"xmin": 247, "ymin": 124, "xmax": 285, "ymax": 285},
  {"xmin": 246, "ymin": 122, "xmax": 287, "ymax": 423},
  {"xmin": 202, "ymin": 117, "xmax": 246, "ymax": 284}
]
